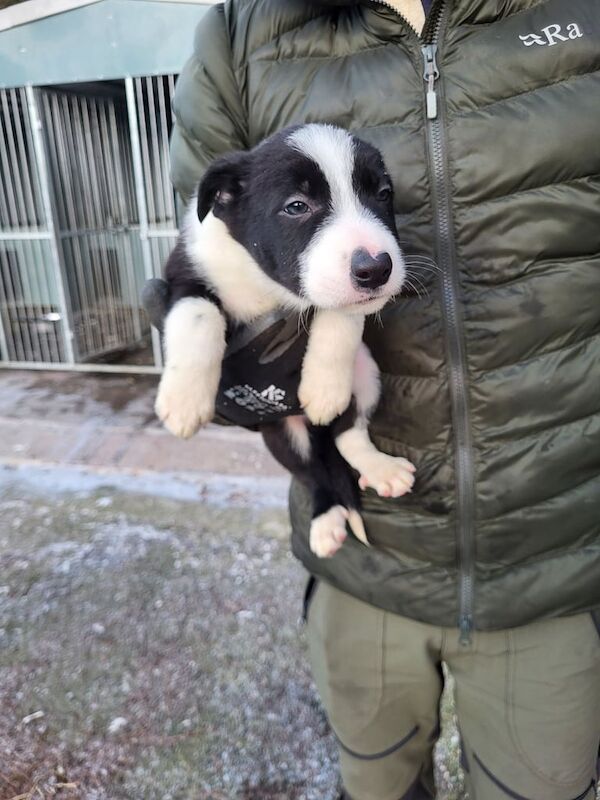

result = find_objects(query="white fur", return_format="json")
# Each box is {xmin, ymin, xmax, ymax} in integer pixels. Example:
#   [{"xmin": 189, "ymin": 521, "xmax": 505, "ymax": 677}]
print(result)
[
  {"xmin": 288, "ymin": 124, "xmax": 357, "ymax": 212},
  {"xmin": 299, "ymin": 208, "xmax": 405, "ymax": 309},
  {"xmin": 155, "ymin": 297, "xmax": 226, "ymax": 438},
  {"xmin": 161, "ymin": 127, "xmax": 413, "ymax": 524},
  {"xmin": 288, "ymin": 124, "xmax": 405, "ymax": 310},
  {"xmin": 183, "ymin": 206, "xmax": 309, "ymax": 322},
  {"xmin": 298, "ymin": 309, "xmax": 364, "ymax": 425},
  {"xmin": 284, "ymin": 415, "xmax": 311, "ymax": 462},
  {"xmin": 309, "ymin": 505, "xmax": 348, "ymax": 558},
  {"xmin": 335, "ymin": 422, "xmax": 416, "ymax": 499},
  {"xmin": 353, "ymin": 343, "xmax": 382, "ymax": 416}
]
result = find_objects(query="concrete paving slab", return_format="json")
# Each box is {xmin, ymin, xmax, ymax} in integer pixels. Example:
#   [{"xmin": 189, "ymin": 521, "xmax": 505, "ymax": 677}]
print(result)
[
  {"xmin": 0, "ymin": 371, "xmax": 472, "ymax": 800},
  {"xmin": 0, "ymin": 370, "xmax": 285, "ymax": 479},
  {"xmin": 0, "ymin": 463, "xmax": 467, "ymax": 800}
]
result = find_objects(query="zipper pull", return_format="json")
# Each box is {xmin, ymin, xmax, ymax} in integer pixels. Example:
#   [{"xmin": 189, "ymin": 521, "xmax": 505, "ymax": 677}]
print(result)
[
  {"xmin": 422, "ymin": 44, "xmax": 440, "ymax": 120},
  {"xmin": 459, "ymin": 614, "xmax": 472, "ymax": 647}
]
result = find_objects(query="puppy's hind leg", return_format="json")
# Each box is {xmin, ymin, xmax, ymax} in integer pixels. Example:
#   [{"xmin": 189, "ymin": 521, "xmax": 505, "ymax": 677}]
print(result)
[
  {"xmin": 309, "ymin": 493, "xmax": 349, "ymax": 559},
  {"xmin": 337, "ymin": 422, "xmax": 416, "ymax": 498},
  {"xmin": 261, "ymin": 418, "xmax": 365, "ymax": 558},
  {"xmin": 334, "ymin": 344, "xmax": 416, "ymax": 498}
]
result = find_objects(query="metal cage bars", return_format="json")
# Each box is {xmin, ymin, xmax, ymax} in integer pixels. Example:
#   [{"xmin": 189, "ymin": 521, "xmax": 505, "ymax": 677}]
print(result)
[
  {"xmin": 0, "ymin": 74, "xmax": 179, "ymax": 373},
  {"xmin": 40, "ymin": 85, "xmax": 145, "ymax": 363},
  {"xmin": 0, "ymin": 86, "xmax": 74, "ymax": 364}
]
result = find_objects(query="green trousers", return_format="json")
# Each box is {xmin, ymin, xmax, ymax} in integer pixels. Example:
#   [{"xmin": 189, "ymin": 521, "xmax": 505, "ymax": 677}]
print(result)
[{"xmin": 306, "ymin": 581, "xmax": 600, "ymax": 800}]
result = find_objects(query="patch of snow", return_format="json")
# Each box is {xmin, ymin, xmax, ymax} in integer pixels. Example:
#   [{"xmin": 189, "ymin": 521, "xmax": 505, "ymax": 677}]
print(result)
[{"xmin": 107, "ymin": 716, "xmax": 128, "ymax": 735}]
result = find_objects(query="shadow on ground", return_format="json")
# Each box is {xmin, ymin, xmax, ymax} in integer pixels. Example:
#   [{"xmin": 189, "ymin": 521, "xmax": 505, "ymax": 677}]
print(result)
[{"xmin": 0, "ymin": 468, "xmax": 466, "ymax": 800}]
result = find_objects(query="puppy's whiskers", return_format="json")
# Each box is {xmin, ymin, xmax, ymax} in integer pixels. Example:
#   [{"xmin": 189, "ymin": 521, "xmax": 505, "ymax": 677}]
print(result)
[
  {"xmin": 404, "ymin": 257, "xmax": 440, "ymax": 273},
  {"xmin": 297, "ymin": 308, "xmax": 311, "ymax": 336},
  {"xmin": 402, "ymin": 272, "xmax": 429, "ymax": 299}
]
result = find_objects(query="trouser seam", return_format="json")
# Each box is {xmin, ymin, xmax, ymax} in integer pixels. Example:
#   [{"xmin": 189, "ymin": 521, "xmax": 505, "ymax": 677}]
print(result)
[
  {"xmin": 506, "ymin": 627, "xmax": 554, "ymax": 784},
  {"xmin": 473, "ymin": 752, "xmax": 596, "ymax": 800},
  {"xmin": 334, "ymin": 597, "xmax": 386, "ymax": 734},
  {"xmin": 504, "ymin": 628, "xmax": 512, "ymax": 753},
  {"xmin": 336, "ymin": 724, "xmax": 420, "ymax": 761},
  {"xmin": 357, "ymin": 607, "xmax": 386, "ymax": 729}
]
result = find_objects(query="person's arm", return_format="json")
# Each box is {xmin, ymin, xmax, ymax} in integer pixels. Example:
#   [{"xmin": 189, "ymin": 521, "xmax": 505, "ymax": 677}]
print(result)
[{"xmin": 170, "ymin": 3, "xmax": 248, "ymax": 200}]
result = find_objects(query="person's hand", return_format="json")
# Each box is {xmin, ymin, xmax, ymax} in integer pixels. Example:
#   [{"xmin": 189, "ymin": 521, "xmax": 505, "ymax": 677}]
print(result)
[{"xmin": 141, "ymin": 279, "xmax": 310, "ymax": 428}]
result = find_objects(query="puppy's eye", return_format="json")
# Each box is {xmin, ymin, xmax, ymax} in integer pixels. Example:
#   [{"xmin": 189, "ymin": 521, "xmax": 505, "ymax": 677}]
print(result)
[
  {"xmin": 283, "ymin": 200, "xmax": 310, "ymax": 216},
  {"xmin": 377, "ymin": 186, "xmax": 392, "ymax": 202}
]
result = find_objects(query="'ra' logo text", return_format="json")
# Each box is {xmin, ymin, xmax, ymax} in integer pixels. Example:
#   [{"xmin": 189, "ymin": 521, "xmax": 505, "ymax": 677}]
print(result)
[{"xmin": 519, "ymin": 23, "xmax": 584, "ymax": 47}]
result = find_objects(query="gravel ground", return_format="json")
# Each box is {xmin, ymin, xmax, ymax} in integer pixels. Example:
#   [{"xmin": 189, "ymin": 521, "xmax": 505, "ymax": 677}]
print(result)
[{"xmin": 0, "ymin": 464, "xmax": 467, "ymax": 800}]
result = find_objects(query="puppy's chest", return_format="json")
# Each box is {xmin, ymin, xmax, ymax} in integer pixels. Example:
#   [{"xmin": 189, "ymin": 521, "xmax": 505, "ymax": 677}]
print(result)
[{"xmin": 213, "ymin": 273, "xmax": 282, "ymax": 323}]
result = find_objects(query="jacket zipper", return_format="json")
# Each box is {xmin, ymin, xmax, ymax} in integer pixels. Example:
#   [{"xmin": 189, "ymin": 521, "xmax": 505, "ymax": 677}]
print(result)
[
  {"xmin": 369, "ymin": 0, "xmax": 476, "ymax": 645},
  {"xmin": 421, "ymin": 4, "xmax": 476, "ymax": 646}
]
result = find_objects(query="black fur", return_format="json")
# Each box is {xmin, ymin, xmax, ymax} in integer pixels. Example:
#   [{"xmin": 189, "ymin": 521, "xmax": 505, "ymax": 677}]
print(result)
[
  {"xmin": 161, "ymin": 125, "xmax": 402, "ymax": 547},
  {"xmin": 165, "ymin": 240, "xmax": 222, "ymax": 310},
  {"xmin": 194, "ymin": 126, "xmax": 396, "ymax": 301},
  {"xmin": 201, "ymin": 147, "xmax": 332, "ymax": 297},
  {"xmin": 352, "ymin": 142, "xmax": 397, "ymax": 234},
  {"xmin": 161, "ymin": 240, "xmax": 364, "ymax": 523},
  {"xmin": 196, "ymin": 150, "xmax": 251, "ymax": 223},
  {"xmin": 261, "ymin": 412, "xmax": 360, "ymax": 523}
]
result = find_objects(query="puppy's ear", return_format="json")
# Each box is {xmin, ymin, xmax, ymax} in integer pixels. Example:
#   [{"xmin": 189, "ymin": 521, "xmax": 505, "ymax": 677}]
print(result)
[{"xmin": 197, "ymin": 151, "xmax": 250, "ymax": 222}]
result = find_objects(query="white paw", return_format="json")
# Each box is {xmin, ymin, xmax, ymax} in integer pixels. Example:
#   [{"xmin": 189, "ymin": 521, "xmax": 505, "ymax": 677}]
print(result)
[
  {"xmin": 358, "ymin": 454, "xmax": 416, "ymax": 498},
  {"xmin": 155, "ymin": 368, "xmax": 215, "ymax": 439},
  {"xmin": 298, "ymin": 369, "xmax": 353, "ymax": 425},
  {"xmin": 310, "ymin": 506, "xmax": 348, "ymax": 558}
]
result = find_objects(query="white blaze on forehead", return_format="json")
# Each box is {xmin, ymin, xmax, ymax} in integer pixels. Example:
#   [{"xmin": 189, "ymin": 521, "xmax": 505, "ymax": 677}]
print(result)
[
  {"xmin": 287, "ymin": 124, "xmax": 357, "ymax": 212},
  {"xmin": 288, "ymin": 124, "xmax": 405, "ymax": 310}
]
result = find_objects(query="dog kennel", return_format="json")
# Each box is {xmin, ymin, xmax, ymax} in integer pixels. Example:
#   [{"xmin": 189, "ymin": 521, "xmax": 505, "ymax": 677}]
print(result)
[{"xmin": 0, "ymin": 0, "xmax": 212, "ymax": 371}]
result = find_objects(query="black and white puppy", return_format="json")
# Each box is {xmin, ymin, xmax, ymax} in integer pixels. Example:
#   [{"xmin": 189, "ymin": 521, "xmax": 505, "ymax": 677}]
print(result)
[{"xmin": 156, "ymin": 124, "xmax": 415, "ymax": 557}]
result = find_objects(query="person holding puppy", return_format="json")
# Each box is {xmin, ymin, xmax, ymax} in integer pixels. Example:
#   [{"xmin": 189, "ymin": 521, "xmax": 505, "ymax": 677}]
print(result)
[{"xmin": 146, "ymin": 1, "xmax": 600, "ymax": 798}]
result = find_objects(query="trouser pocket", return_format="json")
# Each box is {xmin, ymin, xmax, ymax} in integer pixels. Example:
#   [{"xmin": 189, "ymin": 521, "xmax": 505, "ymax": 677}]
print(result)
[
  {"xmin": 450, "ymin": 614, "xmax": 600, "ymax": 800},
  {"xmin": 306, "ymin": 582, "xmax": 443, "ymax": 800},
  {"xmin": 506, "ymin": 614, "xmax": 600, "ymax": 787}
]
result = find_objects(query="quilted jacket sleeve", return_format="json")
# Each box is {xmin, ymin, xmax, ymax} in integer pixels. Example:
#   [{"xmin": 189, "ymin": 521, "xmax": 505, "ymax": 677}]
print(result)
[{"xmin": 170, "ymin": 3, "xmax": 248, "ymax": 201}]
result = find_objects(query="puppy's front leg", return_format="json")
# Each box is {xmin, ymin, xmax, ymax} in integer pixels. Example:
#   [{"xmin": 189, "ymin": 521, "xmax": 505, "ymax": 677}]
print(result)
[
  {"xmin": 299, "ymin": 310, "xmax": 364, "ymax": 425},
  {"xmin": 155, "ymin": 297, "xmax": 226, "ymax": 439}
]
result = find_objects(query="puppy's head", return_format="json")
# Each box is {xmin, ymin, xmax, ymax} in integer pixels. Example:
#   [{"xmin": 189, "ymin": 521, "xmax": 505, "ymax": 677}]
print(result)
[{"xmin": 197, "ymin": 124, "xmax": 405, "ymax": 312}]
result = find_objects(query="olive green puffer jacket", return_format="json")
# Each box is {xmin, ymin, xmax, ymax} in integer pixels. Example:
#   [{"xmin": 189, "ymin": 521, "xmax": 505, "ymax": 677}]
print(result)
[{"xmin": 170, "ymin": 0, "xmax": 600, "ymax": 633}]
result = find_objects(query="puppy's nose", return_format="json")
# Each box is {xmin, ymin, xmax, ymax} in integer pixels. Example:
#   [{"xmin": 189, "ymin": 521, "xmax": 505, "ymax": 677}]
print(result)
[{"xmin": 350, "ymin": 249, "xmax": 393, "ymax": 291}]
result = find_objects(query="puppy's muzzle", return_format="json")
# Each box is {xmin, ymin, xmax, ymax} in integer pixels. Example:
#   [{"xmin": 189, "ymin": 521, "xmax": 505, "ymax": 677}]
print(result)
[{"xmin": 350, "ymin": 248, "xmax": 393, "ymax": 291}]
